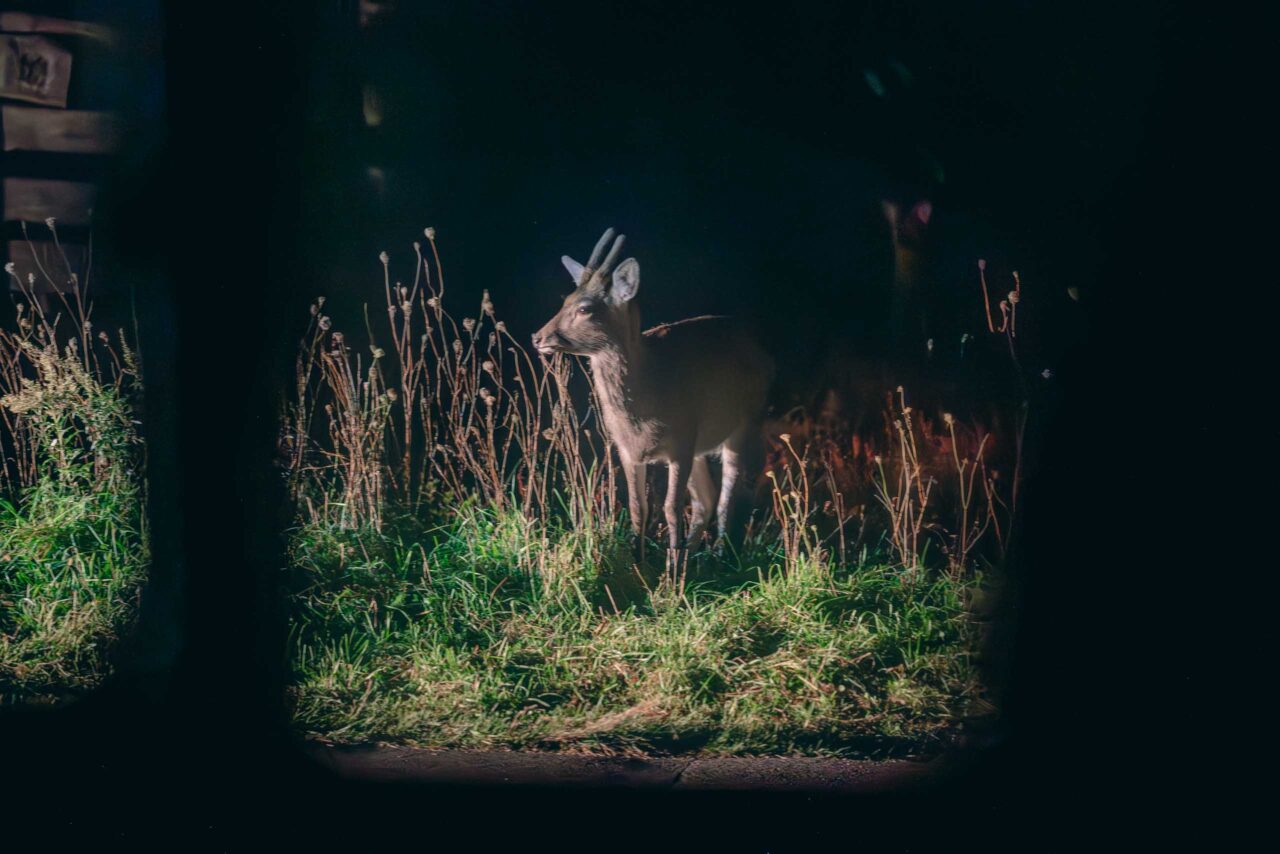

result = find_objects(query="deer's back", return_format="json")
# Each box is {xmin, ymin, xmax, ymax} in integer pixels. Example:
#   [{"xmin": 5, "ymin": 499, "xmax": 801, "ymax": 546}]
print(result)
[{"xmin": 638, "ymin": 316, "xmax": 774, "ymax": 452}]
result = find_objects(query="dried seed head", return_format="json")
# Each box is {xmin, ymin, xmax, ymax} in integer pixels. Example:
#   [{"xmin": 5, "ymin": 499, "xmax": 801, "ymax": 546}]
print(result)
[
  {"xmin": 542, "ymin": 428, "xmax": 555, "ymax": 440},
  {"xmin": 481, "ymin": 290, "xmax": 495, "ymax": 316},
  {"xmin": 1041, "ymin": 368, "xmax": 1053, "ymax": 379},
  {"xmin": 452, "ymin": 339, "xmax": 463, "ymax": 355},
  {"xmin": 926, "ymin": 338, "xmax": 934, "ymax": 352},
  {"xmin": 779, "ymin": 432, "xmax": 792, "ymax": 443},
  {"xmin": 874, "ymin": 455, "xmax": 883, "ymax": 465},
  {"xmin": 45, "ymin": 217, "xmax": 57, "ymax": 230},
  {"xmin": 495, "ymin": 321, "xmax": 507, "ymax": 333},
  {"xmin": 317, "ymin": 296, "xmax": 326, "ymax": 307},
  {"xmin": 1007, "ymin": 290, "xmax": 1020, "ymax": 305},
  {"xmin": 370, "ymin": 346, "xmax": 385, "ymax": 359},
  {"xmin": 977, "ymin": 258, "xmax": 986, "ymax": 271},
  {"xmin": 943, "ymin": 412, "xmax": 954, "ymax": 426},
  {"xmin": 318, "ymin": 316, "xmax": 332, "ymax": 331},
  {"xmin": 424, "ymin": 227, "xmax": 436, "ymax": 240},
  {"xmin": 379, "ymin": 251, "xmax": 389, "ymax": 264},
  {"xmin": 28, "ymin": 273, "xmax": 35, "ymax": 285},
  {"xmin": 427, "ymin": 297, "xmax": 439, "ymax": 308},
  {"xmin": 310, "ymin": 303, "xmax": 319, "ymax": 316},
  {"xmin": 402, "ymin": 301, "xmax": 412, "ymax": 312},
  {"xmin": 482, "ymin": 360, "xmax": 496, "ymax": 374},
  {"xmin": 462, "ymin": 317, "xmax": 476, "ymax": 332},
  {"xmin": 4, "ymin": 262, "xmax": 14, "ymax": 276},
  {"xmin": 98, "ymin": 331, "xmax": 109, "ymax": 343}
]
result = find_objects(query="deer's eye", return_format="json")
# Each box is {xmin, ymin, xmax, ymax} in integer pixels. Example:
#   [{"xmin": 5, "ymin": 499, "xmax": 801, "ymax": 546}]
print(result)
[{"xmin": 575, "ymin": 304, "xmax": 592, "ymax": 316}]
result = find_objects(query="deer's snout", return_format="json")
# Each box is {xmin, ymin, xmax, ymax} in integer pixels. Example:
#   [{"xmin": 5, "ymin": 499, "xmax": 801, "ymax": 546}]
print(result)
[{"xmin": 532, "ymin": 323, "xmax": 563, "ymax": 355}]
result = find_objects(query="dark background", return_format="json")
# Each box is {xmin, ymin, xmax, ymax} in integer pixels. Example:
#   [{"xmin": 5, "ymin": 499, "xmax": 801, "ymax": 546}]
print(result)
[
  {"xmin": 0, "ymin": 0, "xmax": 1224, "ymax": 846},
  {"xmin": 295, "ymin": 1, "xmax": 1137, "ymax": 392}
]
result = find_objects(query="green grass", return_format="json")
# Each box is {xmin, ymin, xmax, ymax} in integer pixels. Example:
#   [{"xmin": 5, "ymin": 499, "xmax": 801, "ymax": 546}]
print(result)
[
  {"xmin": 284, "ymin": 506, "xmax": 983, "ymax": 758},
  {"xmin": 0, "ymin": 330, "xmax": 148, "ymax": 705},
  {"xmin": 0, "ymin": 475, "xmax": 147, "ymax": 703}
]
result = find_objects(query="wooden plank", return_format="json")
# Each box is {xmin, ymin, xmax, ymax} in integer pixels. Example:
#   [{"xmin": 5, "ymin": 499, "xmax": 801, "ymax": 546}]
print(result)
[
  {"xmin": 2, "ymin": 104, "xmax": 121, "ymax": 153},
  {"xmin": 3, "ymin": 178, "xmax": 97, "ymax": 226},
  {"xmin": 5, "ymin": 240, "xmax": 88, "ymax": 294},
  {"xmin": 0, "ymin": 34, "xmax": 72, "ymax": 108},
  {"xmin": 0, "ymin": 14, "xmax": 117, "ymax": 46}
]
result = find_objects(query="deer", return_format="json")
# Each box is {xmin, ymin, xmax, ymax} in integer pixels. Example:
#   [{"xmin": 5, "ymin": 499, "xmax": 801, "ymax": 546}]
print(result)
[{"xmin": 532, "ymin": 228, "xmax": 776, "ymax": 562}]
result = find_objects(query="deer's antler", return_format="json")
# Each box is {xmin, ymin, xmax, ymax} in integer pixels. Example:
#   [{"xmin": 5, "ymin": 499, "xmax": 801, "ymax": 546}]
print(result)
[{"xmin": 584, "ymin": 228, "xmax": 626, "ymax": 285}]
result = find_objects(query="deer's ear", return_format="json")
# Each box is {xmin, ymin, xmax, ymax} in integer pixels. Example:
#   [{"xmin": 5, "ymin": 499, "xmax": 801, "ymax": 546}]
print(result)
[
  {"xmin": 610, "ymin": 258, "xmax": 640, "ymax": 304},
  {"xmin": 561, "ymin": 255, "xmax": 585, "ymax": 282}
]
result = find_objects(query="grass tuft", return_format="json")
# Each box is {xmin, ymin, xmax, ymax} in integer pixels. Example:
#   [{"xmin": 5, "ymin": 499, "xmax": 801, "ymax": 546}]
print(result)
[
  {"xmin": 1, "ymin": 228, "xmax": 147, "ymax": 704},
  {"xmin": 286, "ymin": 510, "xmax": 979, "ymax": 757}
]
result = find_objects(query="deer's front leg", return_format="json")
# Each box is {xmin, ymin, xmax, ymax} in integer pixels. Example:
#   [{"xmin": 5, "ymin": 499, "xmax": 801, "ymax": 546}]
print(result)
[
  {"xmin": 665, "ymin": 451, "xmax": 693, "ymax": 569},
  {"xmin": 623, "ymin": 459, "xmax": 648, "ymax": 559}
]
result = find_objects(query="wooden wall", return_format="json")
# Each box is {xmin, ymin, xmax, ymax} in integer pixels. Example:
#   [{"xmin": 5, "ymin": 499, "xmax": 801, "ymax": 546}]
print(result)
[{"xmin": 1, "ymin": 13, "xmax": 119, "ymax": 306}]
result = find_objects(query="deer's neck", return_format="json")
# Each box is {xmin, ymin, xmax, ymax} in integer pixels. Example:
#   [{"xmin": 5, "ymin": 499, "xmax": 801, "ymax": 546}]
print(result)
[{"xmin": 587, "ymin": 311, "xmax": 648, "ymax": 440}]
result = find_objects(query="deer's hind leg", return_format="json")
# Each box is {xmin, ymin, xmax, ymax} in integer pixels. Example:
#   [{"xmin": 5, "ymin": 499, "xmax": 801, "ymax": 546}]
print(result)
[
  {"xmin": 686, "ymin": 456, "xmax": 718, "ymax": 549},
  {"xmin": 664, "ymin": 450, "xmax": 694, "ymax": 569},
  {"xmin": 717, "ymin": 422, "xmax": 764, "ymax": 551}
]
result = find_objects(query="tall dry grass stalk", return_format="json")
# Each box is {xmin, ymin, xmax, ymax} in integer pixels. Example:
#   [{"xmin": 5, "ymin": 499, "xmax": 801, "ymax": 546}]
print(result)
[
  {"xmin": 871, "ymin": 386, "xmax": 934, "ymax": 569},
  {"xmin": 765, "ymin": 432, "xmax": 823, "ymax": 569},
  {"xmin": 762, "ymin": 384, "xmax": 1013, "ymax": 574},
  {"xmin": 285, "ymin": 229, "xmax": 617, "ymax": 537},
  {"xmin": 942, "ymin": 412, "xmax": 1007, "ymax": 573},
  {"xmin": 1, "ymin": 221, "xmax": 141, "ymax": 497}
]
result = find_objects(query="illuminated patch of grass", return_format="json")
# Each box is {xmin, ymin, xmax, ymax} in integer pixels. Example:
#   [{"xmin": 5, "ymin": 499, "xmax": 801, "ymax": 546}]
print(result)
[
  {"xmin": 0, "ymin": 449, "xmax": 147, "ymax": 703},
  {"xmin": 284, "ymin": 508, "xmax": 979, "ymax": 758}
]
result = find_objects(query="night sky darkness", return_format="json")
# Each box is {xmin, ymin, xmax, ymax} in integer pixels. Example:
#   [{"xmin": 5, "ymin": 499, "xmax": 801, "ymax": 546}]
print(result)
[
  {"xmin": 1, "ymin": 0, "xmax": 1210, "ymax": 844},
  {"xmin": 293, "ymin": 1, "xmax": 1157, "ymax": 388}
]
